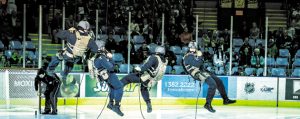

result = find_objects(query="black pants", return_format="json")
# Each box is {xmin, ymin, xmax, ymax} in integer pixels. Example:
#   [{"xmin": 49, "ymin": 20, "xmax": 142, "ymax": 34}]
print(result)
[
  {"xmin": 204, "ymin": 73, "xmax": 228, "ymax": 104},
  {"xmin": 120, "ymin": 73, "xmax": 151, "ymax": 103},
  {"xmin": 44, "ymin": 80, "xmax": 60, "ymax": 112}
]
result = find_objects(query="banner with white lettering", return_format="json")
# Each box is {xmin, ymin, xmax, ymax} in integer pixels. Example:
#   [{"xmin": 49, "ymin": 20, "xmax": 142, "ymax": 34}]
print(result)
[{"xmin": 9, "ymin": 73, "xmax": 37, "ymax": 98}]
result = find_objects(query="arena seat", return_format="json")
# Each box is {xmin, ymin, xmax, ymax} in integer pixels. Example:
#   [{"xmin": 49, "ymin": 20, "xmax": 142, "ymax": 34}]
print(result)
[
  {"xmin": 4, "ymin": 50, "xmax": 12, "ymax": 58},
  {"xmin": 292, "ymin": 68, "xmax": 300, "ymax": 77},
  {"xmin": 148, "ymin": 43, "xmax": 158, "ymax": 54},
  {"xmin": 170, "ymin": 46, "xmax": 182, "ymax": 55},
  {"xmin": 279, "ymin": 49, "xmax": 290, "ymax": 58},
  {"xmin": 133, "ymin": 35, "xmax": 145, "ymax": 44},
  {"xmin": 271, "ymin": 68, "xmax": 286, "ymax": 77},
  {"xmin": 181, "ymin": 46, "xmax": 189, "ymax": 54},
  {"xmin": 134, "ymin": 44, "xmax": 142, "ymax": 52},
  {"xmin": 0, "ymin": 40, "xmax": 4, "ymax": 50},
  {"xmin": 248, "ymin": 39, "xmax": 256, "ymax": 47},
  {"xmin": 112, "ymin": 35, "xmax": 122, "ymax": 43},
  {"xmin": 267, "ymin": 57, "xmax": 275, "ymax": 67},
  {"xmin": 293, "ymin": 58, "xmax": 300, "ymax": 68},
  {"xmin": 175, "ymin": 55, "xmax": 183, "ymax": 65},
  {"xmin": 256, "ymin": 68, "xmax": 264, "ymax": 76},
  {"xmin": 276, "ymin": 58, "xmax": 289, "ymax": 67},
  {"xmin": 173, "ymin": 65, "xmax": 185, "ymax": 75},
  {"xmin": 112, "ymin": 53, "xmax": 124, "ymax": 64},
  {"xmin": 9, "ymin": 40, "xmax": 22, "ymax": 50},
  {"xmin": 256, "ymin": 39, "xmax": 265, "ymax": 46},
  {"xmin": 231, "ymin": 67, "xmax": 238, "ymax": 75},
  {"xmin": 233, "ymin": 38, "xmax": 243, "ymax": 47},
  {"xmin": 119, "ymin": 64, "xmax": 132, "ymax": 73},
  {"xmin": 245, "ymin": 68, "xmax": 255, "ymax": 76},
  {"xmin": 25, "ymin": 41, "xmax": 35, "ymax": 50},
  {"xmin": 295, "ymin": 50, "xmax": 300, "ymax": 58},
  {"xmin": 165, "ymin": 65, "xmax": 172, "ymax": 74}
]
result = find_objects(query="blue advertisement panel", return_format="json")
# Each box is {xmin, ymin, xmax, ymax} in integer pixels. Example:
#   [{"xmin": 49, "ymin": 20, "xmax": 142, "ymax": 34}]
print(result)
[
  {"xmin": 202, "ymin": 77, "xmax": 228, "ymax": 98},
  {"xmin": 162, "ymin": 75, "xmax": 201, "ymax": 97}
]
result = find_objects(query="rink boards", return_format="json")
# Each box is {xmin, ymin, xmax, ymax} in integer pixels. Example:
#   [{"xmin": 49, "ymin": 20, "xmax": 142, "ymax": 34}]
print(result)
[{"xmin": 0, "ymin": 70, "xmax": 299, "ymax": 107}]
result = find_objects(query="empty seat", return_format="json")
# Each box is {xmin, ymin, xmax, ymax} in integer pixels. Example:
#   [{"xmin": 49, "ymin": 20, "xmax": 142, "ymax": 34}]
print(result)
[
  {"xmin": 165, "ymin": 65, "xmax": 172, "ymax": 74},
  {"xmin": 293, "ymin": 58, "xmax": 300, "ymax": 68},
  {"xmin": 271, "ymin": 68, "xmax": 286, "ymax": 77},
  {"xmin": 98, "ymin": 34, "xmax": 108, "ymax": 41},
  {"xmin": 4, "ymin": 50, "xmax": 12, "ymax": 58},
  {"xmin": 256, "ymin": 39, "xmax": 265, "ymax": 46},
  {"xmin": 173, "ymin": 65, "xmax": 185, "ymax": 75},
  {"xmin": 134, "ymin": 44, "xmax": 142, "ymax": 52},
  {"xmin": 256, "ymin": 68, "xmax": 264, "ymax": 76},
  {"xmin": 112, "ymin": 35, "xmax": 122, "ymax": 43},
  {"xmin": 25, "ymin": 41, "xmax": 35, "ymax": 50},
  {"xmin": 170, "ymin": 46, "xmax": 182, "ymax": 55},
  {"xmin": 276, "ymin": 58, "xmax": 289, "ymax": 67},
  {"xmin": 267, "ymin": 57, "xmax": 275, "ymax": 67},
  {"xmin": 233, "ymin": 38, "xmax": 243, "ymax": 47},
  {"xmin": 112, "ymin": 53, "xmax": 124, "ymax": 63},
  {"xmin": 175, "ymin": 55, "xmax": 183, "ymax": 65},
  {"xmin": 245, "ymin": 68, "xmax": 255, "ymax": 76},
  {"xmin": 279, "ymin": 49, "xmax": 290, "ymax": 58},
  {"xmin": 148, "ymin": 43, "xmax": 158, "ymax": 54},
  {"xmin": 295, "ymin": 50, "xmax": 300, "ymax": 58},
  {"xmin": 292, "ymin": 68, "xmax": 300, "ymax": 77},
  {"xmin": 208, "ymin": 47, "xmax": 214, "ymax": 55},
  {"xmin": 232, "ymin": 67, "xmax": 238, "ymax": 75},
  {"xmin": 27, "ymin": 51, "xmax": 36, "ymax": 59},
  {"xmin": 248, "ymin": 39, "xmax": 256, "ymax": 47},
  {"xmin": 119, "ymin": 64, "xmax": 132, "ymax": 73},
  {"xmin": 0, "ymin": 40, "xmax": 4, "ymax": 50},
  {"xmin": 181, "ymin": 46, "xmax": 189, "ymax": 54},
  {"xmin": 9, "ymin": 41, "xmax": 22, "ymax": 50},
  {"xmin": 133, "ymin": 35, "xmax": 145, "ymax": 44}
]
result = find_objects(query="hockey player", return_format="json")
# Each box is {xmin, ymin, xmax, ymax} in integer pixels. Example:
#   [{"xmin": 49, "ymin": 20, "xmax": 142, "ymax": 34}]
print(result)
[
  {"xmin": 120, "ymin": 46, "xmax": 168, "ymax": 113},
  {"xmin": 88, "ymin": 40, "xmax": 124, "ymax": 116},
  {"xmin": 47, "ymin": 20, "xmax": 98, "ymax": 84},
  {"xmin": 183, "ymin": 42, "xmax": 236, "ymax": 113},
  {"xmin": 34, "ymin": 68, "xmax": 61, "ymax": 115}
]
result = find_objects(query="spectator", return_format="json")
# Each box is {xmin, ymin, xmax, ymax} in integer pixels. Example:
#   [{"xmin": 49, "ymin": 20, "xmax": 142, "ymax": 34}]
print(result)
[
  {"xmin": 251, "ymin": 48, "xmax": 264, "ymax": 68},
  {"xmin": 213, "ymin": 46, "xmax": 227, "ymax": 75},
  {"xmin": 249, "ymin": 22, "xmax": 260, "ymax": 39},
  {"xmin": 0, "ymin": 51, "xmax": 9, "ymax": 67},
  {"xmin": 202, "ymin": 47, "xmax": 213, "ymax": 63},
  {"xmin": 50, "ymin": 12, "xmax": 62, "ymax": 44},
  {"xmin": 177, "ymin": 18, "xmax": 188, "ymax": 34},
  {"xmin": 239, "ymin": 21, "xmax": 249, "ymax": 38},
  {"xmin": 136, "ymin": 43, "xmax": 150, "ymax": 62},
  {"xmin": 9, "ymin": 50, "xmax": 22, "ymax": 65},
  {"xmin": 239, "ymin": 38, "xmax": 252, "ymax": 55},
  {"xmin": 278, "ymin": 30, "xmax": 292, "ymax": 49},
  {"xmin": 65, "ymin": 14, "xmax": 75, "ymax": 30},
  {"xmin": 105, "ymin": 32, "xmax": 117, "ymax": 52},
  {"xmin": 165, "ymin": 49, "xmax": 176, "ymax": 67},
  {"xmin": 202, "ymin": 33, "xmax": 210, "ymax": 47},
  {"xmin": 140, "ymin": 18, "xmax": 152, "ymax": 43},
  {"xmin": 239, "ymin": 47, "xmax": 252, "ymax": 68},
  {"xmin": 267, "ymin": 37, "xmax": 278, "ymax": 58}
]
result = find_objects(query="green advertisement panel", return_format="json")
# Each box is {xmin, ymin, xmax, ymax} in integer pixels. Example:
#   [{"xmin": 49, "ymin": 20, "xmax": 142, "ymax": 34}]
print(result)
[{"xmin": 85, "ymin": 74, "xmax": 157, "ymax": 97}]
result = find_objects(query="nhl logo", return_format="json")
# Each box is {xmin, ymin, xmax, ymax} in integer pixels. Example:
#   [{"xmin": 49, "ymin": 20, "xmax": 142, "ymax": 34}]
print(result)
[{"xmin": 244, "ymin": 82, "xmax": 255, "ymax": 94}]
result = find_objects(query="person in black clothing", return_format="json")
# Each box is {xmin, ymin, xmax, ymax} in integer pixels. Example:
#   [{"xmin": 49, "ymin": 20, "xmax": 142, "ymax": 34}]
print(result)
[{"xmin": 34, "ymin": 68, "xmax": 61, "ymax": 115}]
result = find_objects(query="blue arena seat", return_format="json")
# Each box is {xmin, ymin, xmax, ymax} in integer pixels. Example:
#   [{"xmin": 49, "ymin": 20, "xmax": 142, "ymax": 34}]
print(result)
[
  {"xmin": 98, "ymin": 34, "xmax": 108, "ymax": 41},
  {"xmin": 25, "ymin": 41, "xmax": 35, "ymax": 50},
  {"xmin": 27, "ymin": 51, "xmax": 37, "ymax": 59},
  {"xmin": 248, "ymin": 39, "xmax": 256, "ymax": 48},
  {"xmin": 295, "ymin": 50, "xmax": 300, "ymax": 58},
  {"xmin": 133, "ymin": 35, "xmax": 145, "ymax": 44},
  {"xmin": 181, "ymin": 46, "xmax": 189, "ymax": 54},
  {"xmin": 4, "ymin": 50, "xmax": 12, "ymax": 58},
  {"xmin": 148, "ymin": 43, "xmax": 158, "ymax": 54},
  {"xmin": 232, "ymin": 67, "xmax": 238, "ymax": 75},
  {"xmin": 279, "ymin": 49, "xmax": 290, "ymax": 58},
  {"xmin": 112, "ymin": 53, "xmax": 124, "ymax": 63},
  {"xmin": 245, "ymin": 68, "xmax": 255, "ymax": 76},
  {"xmin": 271, "ymin": 68, "xmax": 286, "ymax": 77},
  {"xmin": 0, "ymin": 40, "xmax": 4, "ymax": 50},
  {"xmin": 256, "ymin": 68, "xmax": 264, "ymax": 76},
  {"xmin": 292, "ymin": 68, "xmax": 300, "ymax": 77},
  {"xmin": 267, "ymin": 57, "xmax": 275, "ymax": 67},
  {"xmin": 175, "ymin": 55, "xmax": 183, "ymax": 65},
  {"xmin": 9, "ymin": 40, "xmax": 22, "ymax": 50},
  {"xmin": 165, "ymin": 65, "xmax": 172, "ymax": 74},
  {"xmin": 293, "ymin": 58, "xmax": 300, "ymax": 68},
  {"xmin": 233, "ymin": 38, "xmax": 243, "ymax": 47},
  {"xmin": 173, "ymin": 65, "xmax": 185, "ymax": 75},
  {"xmin": 119, "ymin": 64, "xmax": 132, "ymax": 73},
  {"xmin": 134, "ymin": 44, "xmax": 142, "ymax": 52},
  {"xmin": 276, "ymin": 58, "xmax": 289, "ymax": 67},
  {"xmin": 112, "ymin": 35, "xmax": 122, "ymax": 43},
  {"xmin": 256, "ymin": 39, "xmax": 265, "ymax": 46},
  {"xmin": 170, "ymin": 46, "xmax": 182, "ymax": 55}
]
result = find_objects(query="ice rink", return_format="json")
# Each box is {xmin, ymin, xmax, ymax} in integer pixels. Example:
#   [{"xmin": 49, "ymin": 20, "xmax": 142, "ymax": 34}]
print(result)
[{"xmin": 0, "ymin": 105, "xmax": 300, "ymax": 119}]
